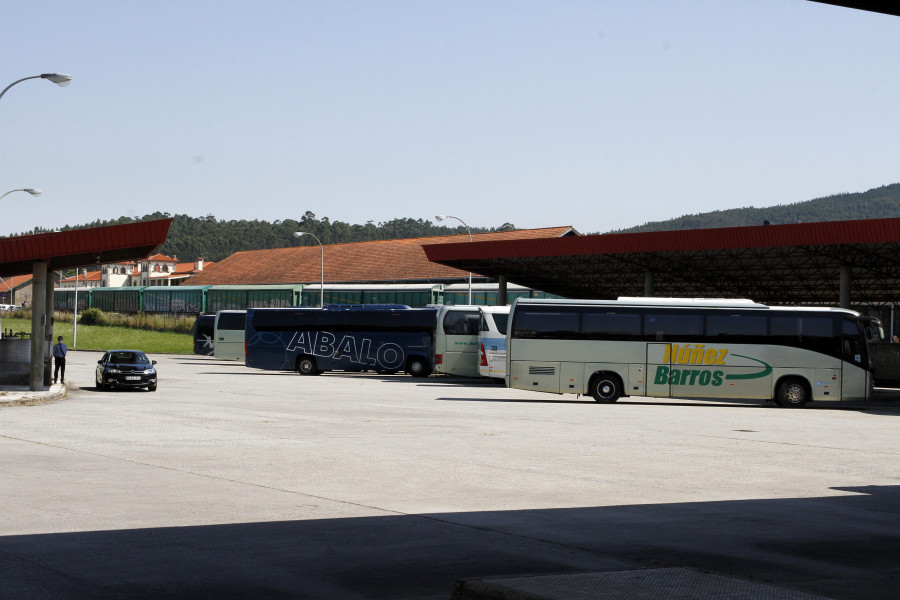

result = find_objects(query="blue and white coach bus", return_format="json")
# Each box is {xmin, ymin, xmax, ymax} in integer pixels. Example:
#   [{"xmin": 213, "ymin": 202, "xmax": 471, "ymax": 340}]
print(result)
[
  {"xmin": 506, "ymin": 297, "xmax": 882, "ymax": 408},
  {"xmin": 245, "ymin": 306, "xmax": 438, "ymax": 377}
]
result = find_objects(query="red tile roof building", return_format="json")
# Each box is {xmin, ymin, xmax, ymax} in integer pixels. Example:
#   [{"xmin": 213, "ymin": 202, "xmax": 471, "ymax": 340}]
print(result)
[
  {"xmin": 188, "ymin": 227, "xmax": 576, "ymax": 286},
  {"xmin": 0, "ymin": 273, "xmax": 32, "ymax": 306}
]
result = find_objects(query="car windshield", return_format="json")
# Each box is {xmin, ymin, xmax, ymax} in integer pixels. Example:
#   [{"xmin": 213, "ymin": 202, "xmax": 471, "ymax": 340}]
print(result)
[{"xmin": 109, "ymin": 351, "xmax": 149, "ymax": 364}]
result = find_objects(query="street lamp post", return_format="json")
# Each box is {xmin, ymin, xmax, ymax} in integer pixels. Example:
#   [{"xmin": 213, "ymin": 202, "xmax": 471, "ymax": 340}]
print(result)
[
  {"xmin": 436, "ymin": 215, "xmax": 473, "ymax": 305},
  {"xmin": 0, "ymin": 188, "xmax": 42, "ymax": 202},
  {"xmin": 0, "ymin": 73, "xmax": 72, "ymax": 102},
  {"xmin": 294, "ymin": 232, "xmax": 324, "ymax": 308},
  {"xmin": 4, "ymin": 74, "xmax": 71, "ymax": 392}
]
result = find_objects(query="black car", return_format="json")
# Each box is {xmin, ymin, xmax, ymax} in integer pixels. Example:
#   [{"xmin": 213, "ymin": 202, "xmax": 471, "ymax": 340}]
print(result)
[{"xmin": 95, "ymin": 350, "xmax": 158, "ymax": 391}]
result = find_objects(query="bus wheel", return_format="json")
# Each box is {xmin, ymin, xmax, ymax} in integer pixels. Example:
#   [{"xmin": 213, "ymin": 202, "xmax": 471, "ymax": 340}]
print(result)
[
  {"xmin": 297, "ymin": 356, "xmax": 318, "ymax": 376},
  {"xmin": 776, "ymin": 378, "xmax": 810, "ymax": 408},
  {"xmin": 407, "ymin": 357, "xmax": 430, "ymax": 378},
  {"xmin": 589, "ymin": 373, "xmax": 621, "ymax": 403}
]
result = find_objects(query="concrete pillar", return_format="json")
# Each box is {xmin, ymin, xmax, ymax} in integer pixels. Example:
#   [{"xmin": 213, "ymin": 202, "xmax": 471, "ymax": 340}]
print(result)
[
  {"xmin": 30, "ymin": 262, "xmax": 47, "ymax": 390},
  {"xmin": 45, "ymin": 272, "xmax": 55, "ymax": 385},
  {"xmin": 644, "ymin": 272, "xmax": 656, "ymax": 297},
  {"xmin": 840, "ymin": 265, "xmax": 852, "ymax": 309},
  {"xmin": 498, "ymin": 276, "xmax": 508, "ymax": 306}
]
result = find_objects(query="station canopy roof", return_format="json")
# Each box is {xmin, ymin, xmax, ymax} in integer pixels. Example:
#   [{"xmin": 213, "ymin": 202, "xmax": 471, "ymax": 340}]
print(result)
[
  {"xmin": 422, "ymin": 218, "xmax": 900, "ymax": 306},
  {"xmin": 810, "ymin": 1, "xmax": 900, "ymax": 17},
  {"xmin": 0, "ymin": 219, "xmax": 173, "ymax": 278}
]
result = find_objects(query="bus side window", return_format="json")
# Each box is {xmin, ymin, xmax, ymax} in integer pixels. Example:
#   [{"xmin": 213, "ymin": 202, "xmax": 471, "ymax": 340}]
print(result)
[
  {"xmin": 511, "ymin": 310, "xmax": 579, "ymax": 339},
  {"xmin": 443, "ymin": 311, "xmax": 480, "ymax": 335},
  {"xmin": 706, "ymin": 314, "xmax": 767, "ymax": 341},
  {"xmin": 581, "ymin": 311, "xmax": 641, "ymax": 341},
  {"xmin": 643, "ymin": 312, "xmax": 702, "ymax": 341}
]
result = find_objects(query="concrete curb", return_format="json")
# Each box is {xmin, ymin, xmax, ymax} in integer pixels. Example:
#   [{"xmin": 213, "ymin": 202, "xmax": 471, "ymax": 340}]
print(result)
[{"xmin": 0, "ymin": 382, "xmax": 68, "ymax": 407}]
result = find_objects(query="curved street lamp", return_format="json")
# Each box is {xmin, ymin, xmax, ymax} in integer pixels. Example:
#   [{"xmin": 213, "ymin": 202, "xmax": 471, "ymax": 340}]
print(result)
[
  {"xmin": 0, "ymin": 73, "xmax": 72, "ymax": 102},
  {"xmin": 436, "ymin": 214, "xmax": 473, "ymax": 304},
  {"xmin": 0, "ymin": 188, "xmax": 42, "ymax": 201},
  {"xmin": 294, "ymin": 231, "xmax": 324, "ymax": 308}
]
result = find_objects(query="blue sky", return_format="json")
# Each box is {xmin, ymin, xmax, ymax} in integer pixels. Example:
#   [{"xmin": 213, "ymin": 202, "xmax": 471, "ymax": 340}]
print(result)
[{"xmin": 2, "ymin": 1, "xmax": 898, "ymax": 237}]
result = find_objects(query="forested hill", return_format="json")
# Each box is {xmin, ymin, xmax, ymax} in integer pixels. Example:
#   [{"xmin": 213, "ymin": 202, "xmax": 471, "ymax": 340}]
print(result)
[
  {"xmin": 610, "ymin": 183, "xmax": 900, "ymax": 234},
  {"xmin": 29, "ymin": 212, "xmax": 516, "ymax": 263},
  {"xmin": 16, "ymin": 183, "xmax": 900, "ymax": 262}
]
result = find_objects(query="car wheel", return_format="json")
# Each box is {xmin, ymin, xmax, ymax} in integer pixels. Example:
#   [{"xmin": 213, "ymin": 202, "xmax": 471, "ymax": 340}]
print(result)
[
  {"xmin": 95, "ymin": 375, "xmax": 104, "ymax": 391},
  {"xmin": 147, "ymin": 383, "xmax": 157, "ymax": 392}
]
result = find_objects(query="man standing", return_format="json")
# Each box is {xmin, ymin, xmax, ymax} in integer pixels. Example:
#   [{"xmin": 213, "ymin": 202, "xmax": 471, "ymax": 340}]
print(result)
[{"xmin": 52, "ymin": 336, "xmax": 67, "ymax": 384}]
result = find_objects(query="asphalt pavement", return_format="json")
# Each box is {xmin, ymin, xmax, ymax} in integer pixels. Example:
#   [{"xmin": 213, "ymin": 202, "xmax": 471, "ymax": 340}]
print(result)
[{"xmin": 1, "ymin": 350, "xmax": 898, "ymax": 599}]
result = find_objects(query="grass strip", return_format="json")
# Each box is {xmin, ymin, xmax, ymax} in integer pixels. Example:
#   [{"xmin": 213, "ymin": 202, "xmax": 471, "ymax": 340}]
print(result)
[{"xmin": 0, "ymin": 315, "xmax": 192, "ymax": 355}]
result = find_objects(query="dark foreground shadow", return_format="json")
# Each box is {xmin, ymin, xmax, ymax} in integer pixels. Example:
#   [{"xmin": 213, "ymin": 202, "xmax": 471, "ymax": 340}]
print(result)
[{"xmin": 1, "ymin": 486, "xmax": 898, "ymax": 600}]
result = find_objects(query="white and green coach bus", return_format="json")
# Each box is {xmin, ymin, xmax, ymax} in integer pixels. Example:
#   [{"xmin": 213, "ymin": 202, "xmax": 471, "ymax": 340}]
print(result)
[{"xmin": 506, "ymin": 297, "xmax": 883, "ymax": 408}]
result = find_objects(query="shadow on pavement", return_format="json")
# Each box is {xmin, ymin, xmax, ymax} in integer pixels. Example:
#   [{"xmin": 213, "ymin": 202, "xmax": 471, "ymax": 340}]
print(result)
[
  {"xmin": 436, "ymin": 396, "xmax": 766, "ymax": 408},
  {"xmin": 1, "ymin": 486, "xmax": 897, "ymax": 599}
]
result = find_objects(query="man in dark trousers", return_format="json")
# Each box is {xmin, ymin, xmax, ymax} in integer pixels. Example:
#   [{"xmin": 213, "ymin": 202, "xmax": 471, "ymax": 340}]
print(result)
[{"xmin": 52, "ymin": 336, "xmax": 67, "ymax": 384}]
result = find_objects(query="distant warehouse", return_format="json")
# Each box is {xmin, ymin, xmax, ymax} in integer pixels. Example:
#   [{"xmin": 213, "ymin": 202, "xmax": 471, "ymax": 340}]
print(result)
[
  {"xmin": 187, "ymin": 227, "xmax": 576, "ymax": 287},
  {"xmin": 52, "ymin": 227, "xmax": 576, "ymax": 313}
]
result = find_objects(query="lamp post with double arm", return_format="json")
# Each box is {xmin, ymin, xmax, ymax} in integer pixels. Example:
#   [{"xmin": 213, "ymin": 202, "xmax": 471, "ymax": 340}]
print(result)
[{"xmin": 435, "ymin": 215, "xmax": 473, "ymax": 305}]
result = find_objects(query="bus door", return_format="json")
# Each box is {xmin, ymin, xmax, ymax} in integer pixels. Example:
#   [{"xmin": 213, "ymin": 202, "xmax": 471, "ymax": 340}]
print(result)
[
  {"xmin": 646, "ymin": 343, "xmax": 672, "ymax": 397},
  {"xmin": 841, "ymin": 319, "xmax": 870, "ymax": 401}
]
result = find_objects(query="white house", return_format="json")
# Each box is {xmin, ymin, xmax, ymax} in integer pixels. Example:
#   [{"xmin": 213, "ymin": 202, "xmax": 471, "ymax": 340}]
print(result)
[
  {"xmin": 128, "ymin": 255, "xmax": 211, "ymax": 287},
  {"xmin": 58, "ymin": 256, "xmax": 212, "ymax": 289}
]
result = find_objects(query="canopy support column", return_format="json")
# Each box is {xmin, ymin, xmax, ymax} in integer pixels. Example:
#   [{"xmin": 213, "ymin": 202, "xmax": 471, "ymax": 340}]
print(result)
[
  {"xmin": 29, "ymin": 262, "xmax": 48, "ymax": 390},
  {"xmin": 45, "ymin": 272, "xmax": 54, "ymax": 384},
  {"xmin": 498, "ymin": 275, "xmax": 508, "ymax": 306},
  {"xmin": 840, "ymin": 265, "xmax": 852, "ymax": 309},
  {"xmin": 644, "ymin": 272, "xmax": 656, "ymax": 297}
]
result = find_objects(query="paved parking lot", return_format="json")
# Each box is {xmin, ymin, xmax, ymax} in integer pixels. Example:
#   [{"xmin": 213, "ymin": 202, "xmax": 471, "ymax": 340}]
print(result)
[{"xmin": 1, "ymin": 350, "xmax": 899, "ymax": 599}]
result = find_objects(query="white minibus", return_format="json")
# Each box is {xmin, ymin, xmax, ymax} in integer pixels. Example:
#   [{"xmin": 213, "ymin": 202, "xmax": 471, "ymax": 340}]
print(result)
[
  {"xmin": 478, "ymin": 306, "xmax": 510, "ymax": 380},
  {"xmin": 213, "ymin": 310, "xmax": 247, "ymax": 361}
]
